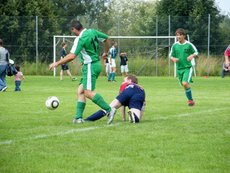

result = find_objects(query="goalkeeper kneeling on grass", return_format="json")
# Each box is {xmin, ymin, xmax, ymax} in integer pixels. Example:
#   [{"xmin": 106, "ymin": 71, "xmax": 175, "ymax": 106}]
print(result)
[{"xmin": 85, "ymin": 74, "xmax": 146, "ymax": 124}]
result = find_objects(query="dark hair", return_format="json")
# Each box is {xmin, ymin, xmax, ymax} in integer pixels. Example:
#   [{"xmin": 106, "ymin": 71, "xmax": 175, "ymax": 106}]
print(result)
[
  {"xmin": 70, "ymin": 20, "xmax": 83, "ymax": 31},
  {"xmin": 61, "ymin": 42, "xmax": 66, "ymax": 47},
  {"xmin": 127, "ymin": 74, "xmax": 138, "ymax": 84},
  {"xmin": 0, "ymin": 39, "xmax": 3, "ymax": 46},
  {"xmin": 15, "ymin": 65, "xmax": 20, "ymax": 71},
  {"xmin": 175, "ymin": 28, "xmax": 186, "ymax": 36}
]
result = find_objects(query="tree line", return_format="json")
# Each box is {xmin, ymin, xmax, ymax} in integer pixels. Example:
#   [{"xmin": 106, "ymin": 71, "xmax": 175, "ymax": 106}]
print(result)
[{"xmin": 0, "ymin": 0, "xmax": 229, "ymax": 64}]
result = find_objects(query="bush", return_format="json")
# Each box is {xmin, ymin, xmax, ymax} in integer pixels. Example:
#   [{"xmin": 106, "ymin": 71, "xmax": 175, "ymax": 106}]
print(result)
[{"xmin": 20, "ymin": 53, "xmax": 224, "ymax": 76}]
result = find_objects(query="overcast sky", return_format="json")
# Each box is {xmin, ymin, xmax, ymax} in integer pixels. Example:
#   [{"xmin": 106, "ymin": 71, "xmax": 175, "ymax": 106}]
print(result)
[{"xmin": 215, "ymin": 0, "xmax": 230, "ymax": 15}]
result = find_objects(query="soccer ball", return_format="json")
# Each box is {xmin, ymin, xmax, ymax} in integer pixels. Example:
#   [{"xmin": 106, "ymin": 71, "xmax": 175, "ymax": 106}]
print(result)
[{"xmin": 45, "ymin": 96, "xmax": 59, "ymax": 110}]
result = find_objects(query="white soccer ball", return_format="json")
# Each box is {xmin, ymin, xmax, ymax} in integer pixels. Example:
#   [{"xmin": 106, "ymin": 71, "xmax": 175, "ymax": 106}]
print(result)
[{"xmin": 45, "ymin": 96, "xmax": 59, "ymax": 110}]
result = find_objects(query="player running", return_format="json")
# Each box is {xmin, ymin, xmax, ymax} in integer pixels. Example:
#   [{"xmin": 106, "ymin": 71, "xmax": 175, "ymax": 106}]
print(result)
[{"xmin": 170, "ymin": 28, "xmax": 198, "ymax": 106}]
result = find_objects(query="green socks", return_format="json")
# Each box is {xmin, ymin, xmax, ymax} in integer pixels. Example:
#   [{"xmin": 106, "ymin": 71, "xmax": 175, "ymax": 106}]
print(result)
[
  {"xmin": 75, "ymin": 101, "xmax": 86, "ymax": 119},
  {"xmin": 185, "ymin": 88, "xmax": 193, "ymax": 101},
  {"xmin": 92, "ymin": 93, "xmax": 111, "ymax": 112}
]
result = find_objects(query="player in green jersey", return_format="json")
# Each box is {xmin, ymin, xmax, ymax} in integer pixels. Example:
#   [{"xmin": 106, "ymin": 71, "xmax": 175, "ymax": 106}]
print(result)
[
  {"xmin": 170, "ymin": 28, "xmax": 198, "ymax": 106},
  {"xmin": 49, "ymin": 20, "xmax": 116, "ymax": 123}
]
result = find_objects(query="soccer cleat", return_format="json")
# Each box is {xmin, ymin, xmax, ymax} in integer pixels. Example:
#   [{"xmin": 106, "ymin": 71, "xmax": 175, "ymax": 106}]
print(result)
[
  {"xmin": 73, "ymin": 118, "xmax": 84, "ymax": 124},
  {"xmin": 0, "ymin": 86, "xmax": 7, "ymax": 92},
  {"xmin": 128, "ymin": 111, "xmax": 140, "ymax": 123},
  {"xmin": 72, "ymin": 77, "xmax": 77, "ymax": 81},
  {"xmin": 107, "ymin": 108, "xmax": 117, "ymax": 124},
  {"xmin": 128, "ymin": 111, "xmax": 134, "ymax": 123},
  {"xmin": 188, "ymin": 100, "xmax": 195, "ymax": 106}
]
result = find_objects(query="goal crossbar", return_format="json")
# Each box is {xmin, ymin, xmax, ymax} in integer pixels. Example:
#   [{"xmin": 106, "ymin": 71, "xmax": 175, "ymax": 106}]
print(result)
[{"xmin": 53, "ymin": 35, "xmax": 178, "ymax": 76}]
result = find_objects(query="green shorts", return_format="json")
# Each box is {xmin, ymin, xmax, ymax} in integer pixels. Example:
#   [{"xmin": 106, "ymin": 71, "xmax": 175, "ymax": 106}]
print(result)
[
  {"xmin": 80, "ymin": 61, "xmax": 101, "ymax": 91},
  {"xmin": 177, "ymin": 67, "xmax": 193, "ymax": 85}
]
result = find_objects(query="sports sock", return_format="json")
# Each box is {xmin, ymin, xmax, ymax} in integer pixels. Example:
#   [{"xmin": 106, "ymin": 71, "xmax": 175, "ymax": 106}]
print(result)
[
  {"xmin": 84, "ymin": 110, "xmax": 106, "ymax": 121},
  {"xmin": 112, "ymin": 72, "xmax": 116, "ymax": 81},
  {"xmin": 108, "ymin": 73, "xmax": 112, "ymax": 81},
  {"xmin": 185, "ymin": 88, "xmax": 193, "ymax": 101},
  {"xmin": 133, "ymin": 113, "xmax": 140, "ymax": 123},
  {"xmin": 75, "ymin": 101, "xmax": 86, "ymax": 119},
  {"xmin": 92, "ymin": 93, "xmax": 111, "ymax": 112}
]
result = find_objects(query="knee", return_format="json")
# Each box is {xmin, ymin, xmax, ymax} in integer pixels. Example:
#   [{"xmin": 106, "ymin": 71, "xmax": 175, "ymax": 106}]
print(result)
[
  {"xmin": 182, "ymin": 82, "xmax": 188, "ymax": 88},
  {"xmin": 84, "ymin": 90, "xmax": 94, "ymax": 99}
]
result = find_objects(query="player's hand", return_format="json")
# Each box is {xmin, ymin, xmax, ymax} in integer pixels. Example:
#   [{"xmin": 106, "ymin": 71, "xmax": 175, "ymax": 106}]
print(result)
[
  {"xmin": 171, "ymin": 57, "xmax": 179, "ymax": 63},
  {"xmin": 187, "ymin": 55, "xmax": 194, "ymax": 61},
  {"xmin": 102, "ymin": 53, "xmax": 108, "ymax": 59},
  {"xmin": 49, "ymin": 62, "xmax": 58, "ymax": 70}
]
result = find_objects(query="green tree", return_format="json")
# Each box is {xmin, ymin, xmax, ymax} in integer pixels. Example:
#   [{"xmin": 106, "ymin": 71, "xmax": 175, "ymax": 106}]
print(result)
[{"xmin": 155, "ymin": 0, "xmax": 225, "ymax": 54}]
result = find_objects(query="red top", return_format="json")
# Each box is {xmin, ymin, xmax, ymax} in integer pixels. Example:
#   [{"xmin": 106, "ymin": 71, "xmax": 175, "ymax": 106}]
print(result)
[
  {"xmin": 224, "ymin": 45, "xmax": 230, "ymax": 57},
  {"xmin": 119, "ymin": 82, "xmax": 129, "ymax": 93}
]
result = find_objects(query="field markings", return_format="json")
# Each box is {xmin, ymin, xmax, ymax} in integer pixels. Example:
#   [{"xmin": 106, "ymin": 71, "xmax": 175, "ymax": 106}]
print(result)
[
  {"xmin": 1, "ymin": 107, "xmax": 229, "ymax": 146},
  {"xmin": 0, "ymin": 123, "xmax": 120, "ymax": 146},
  {"xmin": 157, "ymin": 107, "xmax": 229, "ymax": 119}
]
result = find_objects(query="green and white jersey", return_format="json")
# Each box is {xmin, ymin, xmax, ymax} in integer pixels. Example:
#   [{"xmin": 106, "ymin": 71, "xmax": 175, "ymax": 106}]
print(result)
[
  {"xmin": 70, "ymin": 28, "xmax": 108, "ymax": 64},
  {"xmin": 170, "ymin": 40, "xmax": 198, "ymax": 70}
]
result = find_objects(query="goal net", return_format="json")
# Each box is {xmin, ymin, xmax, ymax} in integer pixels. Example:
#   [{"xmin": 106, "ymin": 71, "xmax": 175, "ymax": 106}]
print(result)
[{"xmin": 53, "ymin": 35, "xmax": 196, "ymax": 77}]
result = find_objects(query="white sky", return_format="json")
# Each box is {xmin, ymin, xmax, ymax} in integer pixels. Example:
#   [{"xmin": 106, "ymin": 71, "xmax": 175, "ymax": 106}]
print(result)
[{"xmin": 215, "ymin": 0, "xmax": 230, "ymax": 15}]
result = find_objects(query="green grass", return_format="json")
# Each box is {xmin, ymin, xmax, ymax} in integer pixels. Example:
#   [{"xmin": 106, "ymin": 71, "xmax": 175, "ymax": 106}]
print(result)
[{"xmin": 0, "ymin": 76, "xmax": 230, "ymax": 173}]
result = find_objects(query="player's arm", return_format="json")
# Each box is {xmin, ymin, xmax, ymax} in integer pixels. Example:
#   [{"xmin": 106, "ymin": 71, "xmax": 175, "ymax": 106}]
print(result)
[
  {"xmin": 102, "ymin": 38, "xmax": 110, "ymax": 59},
  {"xmin": 170, "ymin": 57, "xmax": 179, "ymax": 63},
  {"xmin": 187, "ymin": 53, "xmax": 197, "ymax": 61},
  {"xmin": 169, "ymin": 45, "xmax": 179, "ymax": 62},
  {"xmin": 49, "ymin": 53, "xmax": 76, "ymax": 70},
  {"xmin": 187, "ymin": 43, "xmax": 198, "ymax": 61}
]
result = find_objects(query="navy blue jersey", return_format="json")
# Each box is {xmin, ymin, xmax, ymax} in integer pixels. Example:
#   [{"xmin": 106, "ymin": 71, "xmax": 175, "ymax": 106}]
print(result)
[
  {"xmin": 116, "ymin": 83, "xmax": 145, "ymax": 110},
  {"xmin": 60, "ymin": 48, "xmax": 67, "ymax": 58},
  {"xmin": 120, "ymin": 55, "xmax": 128, "ymax": 65}
]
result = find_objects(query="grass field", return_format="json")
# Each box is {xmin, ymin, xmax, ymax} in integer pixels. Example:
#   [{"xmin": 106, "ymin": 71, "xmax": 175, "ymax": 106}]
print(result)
[{"xmin": 0, "ymin": 75, "xmax": 230, "ymax": 173}]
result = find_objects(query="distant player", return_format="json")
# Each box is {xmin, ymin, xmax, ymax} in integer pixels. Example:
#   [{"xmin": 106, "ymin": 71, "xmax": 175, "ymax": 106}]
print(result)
[
  {"xmin": 59, "ymin": 42, "xmax": 76, "ymax": 81},
  {"xmin": 104, "ymin": 57, "xmax": 111, "ymax": 77},
  {"xmin": 170, "ymin": 28, "xmax": 198, "ymax": 106},
  {"xmin": 107, "ymin": 41, "xmax": 117, "ymax": 82},
  {"xmin": 120, "ymin": 52, "xmax": 129, "ymax": 76}
]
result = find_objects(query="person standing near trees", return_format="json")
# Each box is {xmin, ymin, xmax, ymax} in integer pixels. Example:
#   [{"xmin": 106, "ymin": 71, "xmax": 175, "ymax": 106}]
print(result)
[
  {"xmin": 224, "ymin": 45, "xmax": 230, "ymax": 70},
  {"xmin": 49, "ymin": 19, "xmax": 116, "ymax": 124},
  {"xmin": 0, "ymin": 39, "xmax": 9, "ymax": 92},
  {"xmin": 107, "ymin": 41, "xmax": 117, "ymax": 82},
  {"xmin": 170, "ymin": 28, "xmax": 198, "ymax": 106},
  {"xmin": 59, "ymin": 42, "xmax": 76, "ymax": 81},
  {"xmin": 120, "ymin": 52, "xmax": 128, "ymax": 76}
]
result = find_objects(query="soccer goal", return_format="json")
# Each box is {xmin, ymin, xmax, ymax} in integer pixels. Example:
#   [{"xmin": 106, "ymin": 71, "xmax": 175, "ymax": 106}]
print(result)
[{"xmin": 53, "ymin": 35, "xmax": 189, "ymax": 77}]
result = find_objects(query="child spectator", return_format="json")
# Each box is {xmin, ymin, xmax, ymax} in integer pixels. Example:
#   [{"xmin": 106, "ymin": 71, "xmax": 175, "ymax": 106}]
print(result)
[{"xmin": 14, "ymin": 65, "xmax": 25, "ymax": 91}]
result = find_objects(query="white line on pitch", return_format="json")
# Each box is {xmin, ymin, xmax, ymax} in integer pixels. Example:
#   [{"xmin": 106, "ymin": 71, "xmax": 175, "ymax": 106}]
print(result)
[
  {"xmin": 0, "ymin": 123, "xmax": 120, "ymax": 146},
  {"xmin": 157, "ymin": 107, "xmax": 229, "ymax": 119},
  {"xmin": 1, "ymin": 108, "xmax": 229, "ymax": 146}
]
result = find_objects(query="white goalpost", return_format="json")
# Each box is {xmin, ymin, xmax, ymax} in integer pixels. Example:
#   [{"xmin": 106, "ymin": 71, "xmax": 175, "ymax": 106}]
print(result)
[
  {"xmin": 53, "ymin": 35, "xmax": 76, "ymax": 76},
  {"xmin": 53, "ymin": 35, "xmax": 197, "ymax": 77}
]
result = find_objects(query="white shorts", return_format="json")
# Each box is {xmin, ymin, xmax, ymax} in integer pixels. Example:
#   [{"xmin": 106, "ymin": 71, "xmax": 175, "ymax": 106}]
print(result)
[
  {"xmin": 105, "ymin": 63, "xmax": 111, "ymax": 73},
  {"xmin": 111, "ymin": 59, "xmax": 116, "ymax": 68},
  {"xmin": 120, "ymin": 65, "xmax": 128, "ymax": 73}
]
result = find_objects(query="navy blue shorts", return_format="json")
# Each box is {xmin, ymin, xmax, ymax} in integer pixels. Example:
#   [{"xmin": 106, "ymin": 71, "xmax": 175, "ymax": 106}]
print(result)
[
  {"xmin": 116, "ymin": 84, "xmax": 145, "ymax": 110},
  {"xmin": 61, "ymin": 64, "xmax": 69, "ymax": 70}
]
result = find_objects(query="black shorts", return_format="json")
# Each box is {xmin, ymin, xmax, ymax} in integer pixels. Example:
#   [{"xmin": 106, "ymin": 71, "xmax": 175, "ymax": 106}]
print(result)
[{"xmin": 61, "ymin": 64, "xmax": 69, "ymax": 70}]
